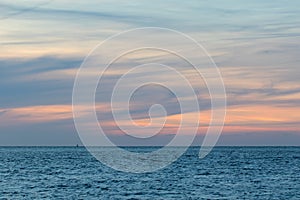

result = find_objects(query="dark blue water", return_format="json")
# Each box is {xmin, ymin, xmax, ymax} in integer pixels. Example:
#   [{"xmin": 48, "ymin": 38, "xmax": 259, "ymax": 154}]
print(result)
[{"xmin": 0, "ymin": 147, "xmax": 299, "ymax": 199}]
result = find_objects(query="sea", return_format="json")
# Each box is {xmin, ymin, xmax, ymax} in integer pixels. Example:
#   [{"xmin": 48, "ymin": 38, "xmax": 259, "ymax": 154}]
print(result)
[{"xmin": 0, "ymin": 146, "xmax": 299, "ymax": 199}]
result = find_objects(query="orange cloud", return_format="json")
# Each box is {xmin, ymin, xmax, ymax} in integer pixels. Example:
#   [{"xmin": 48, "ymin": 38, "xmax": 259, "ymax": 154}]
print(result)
[
  {"xmin": 1, "ymin": 102, "xmax": 299, "ymax": 136},
  {"xmin": 123, "ymin": 104, "xmax": 300, "ymax": 135},
  {"xmin": 0, "ymin": 105, "xmax": 73, "ymax": 125},
  {"xmin": 0, "ymin": 103, "xmax": 110, "ymax": 125}
]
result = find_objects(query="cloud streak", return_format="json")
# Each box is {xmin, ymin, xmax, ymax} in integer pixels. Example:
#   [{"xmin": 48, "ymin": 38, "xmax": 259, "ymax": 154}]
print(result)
[{"xmin": 0, "ymin": 0, "xmax": 300, "ymax": 145}]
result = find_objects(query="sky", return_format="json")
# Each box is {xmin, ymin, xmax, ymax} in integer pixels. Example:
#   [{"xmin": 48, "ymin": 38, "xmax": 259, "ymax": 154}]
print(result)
[{"xmin": 0, "ymin": 0, "xmax": 300, "ymax": 146}]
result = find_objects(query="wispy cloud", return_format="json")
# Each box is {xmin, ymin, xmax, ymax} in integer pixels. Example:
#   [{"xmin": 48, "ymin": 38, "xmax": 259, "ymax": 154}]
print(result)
[{"xmin": 0, "ymin": 0, "xmax": 300, "ymax": 145}]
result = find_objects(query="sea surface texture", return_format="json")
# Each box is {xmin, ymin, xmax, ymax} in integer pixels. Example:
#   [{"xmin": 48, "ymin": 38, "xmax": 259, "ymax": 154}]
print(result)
[{"xmin": 0, "ymin": 147, "xmax": 299, "ymax": 199}]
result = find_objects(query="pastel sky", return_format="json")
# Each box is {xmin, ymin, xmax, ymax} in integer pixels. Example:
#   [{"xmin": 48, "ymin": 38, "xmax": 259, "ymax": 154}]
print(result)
[{"xmin": 1, "ymin": 0, "xmax": 300, "ymax": 146}]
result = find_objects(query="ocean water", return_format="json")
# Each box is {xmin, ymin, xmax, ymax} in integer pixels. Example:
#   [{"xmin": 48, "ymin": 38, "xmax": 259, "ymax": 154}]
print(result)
[{"xmin": 0, "ymin": 147, "xmax": 299, "ymax": 199}]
